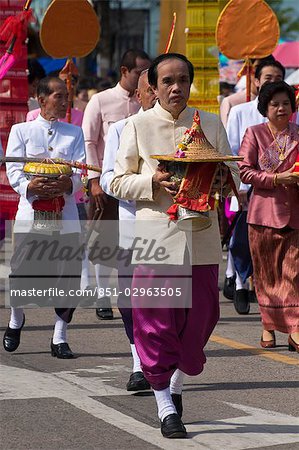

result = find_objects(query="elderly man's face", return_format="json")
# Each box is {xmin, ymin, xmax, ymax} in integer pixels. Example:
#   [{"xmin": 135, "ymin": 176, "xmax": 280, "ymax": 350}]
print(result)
[
  {"xmin": 39, "ymin": 80, "xmax": 68, "ymax": 120},
  {"xmin": 136, "ymin": 72, "xmax": 157, "ymax": 111},
  {"xmin": 153, "ymin": 58, "xmax": 191, "ymax": 119}
]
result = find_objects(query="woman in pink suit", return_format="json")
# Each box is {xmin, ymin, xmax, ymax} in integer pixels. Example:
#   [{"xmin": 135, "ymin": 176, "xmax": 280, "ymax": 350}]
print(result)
[{"xmin": 238, "ymin": 81, "xmax": 299, "ymax": 352}]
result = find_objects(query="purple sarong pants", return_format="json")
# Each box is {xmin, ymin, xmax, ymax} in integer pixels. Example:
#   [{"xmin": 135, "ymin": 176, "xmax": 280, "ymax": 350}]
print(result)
[{"xmin": 132, "ymin": 264, "xmax": 219, "ymax": 390}]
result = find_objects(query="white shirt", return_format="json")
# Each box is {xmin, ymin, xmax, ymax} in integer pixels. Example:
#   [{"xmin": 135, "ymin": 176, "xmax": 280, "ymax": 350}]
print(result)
[
  {"xmin": 6, "ymin": 115, "xmax": 86, "ymax": 233},
  {"xmin": 227, "ymin": 98, "xmax": 267, "ymax": 209},
  {"xmin": 100, "ymin": 117, "xmax": 136, "ymax": 249}
]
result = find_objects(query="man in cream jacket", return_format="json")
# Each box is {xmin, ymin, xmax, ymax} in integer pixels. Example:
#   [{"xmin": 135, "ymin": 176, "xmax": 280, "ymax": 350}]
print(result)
[{"xmin": 111, "ymin": 53, "xmax": 239, "ymax": 438}]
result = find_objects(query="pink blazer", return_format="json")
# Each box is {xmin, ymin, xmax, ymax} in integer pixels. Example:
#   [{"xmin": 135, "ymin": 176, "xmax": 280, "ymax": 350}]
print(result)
[{"xmin": 238, "ymin": 122, "xmax": 299, "ymax": 229}]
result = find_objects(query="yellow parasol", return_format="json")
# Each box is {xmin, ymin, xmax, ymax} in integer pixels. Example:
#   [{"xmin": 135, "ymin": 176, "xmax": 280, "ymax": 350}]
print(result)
[{"xmin": 216, "ymin": 0, "xmax": 279, "ymax": 101}]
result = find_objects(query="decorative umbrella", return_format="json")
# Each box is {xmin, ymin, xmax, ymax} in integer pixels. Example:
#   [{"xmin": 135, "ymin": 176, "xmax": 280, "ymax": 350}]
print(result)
[
  {"xmin": 216, "ymin": 0, "xmax": 279, "ymax": 101},
  {"xmin": 0, "ymin": 0, "xmax": 34, "ymax": 80},
  {"xmin": 40, "ymin": 0, "xmax": 100, "ymax": 123},
  {"xmin": 273, "ymin": 41, "xmax": 299, "ymax": 68}
]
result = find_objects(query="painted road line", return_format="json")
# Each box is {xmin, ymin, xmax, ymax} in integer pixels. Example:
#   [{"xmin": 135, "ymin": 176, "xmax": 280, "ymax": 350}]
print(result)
[
  {"xmin": 210, "ymin": 335, "xmax": 299, "ymax": 366},
  {"xmin": 1, "ymin": 364, "xmax": 298, "ymax": 449}
]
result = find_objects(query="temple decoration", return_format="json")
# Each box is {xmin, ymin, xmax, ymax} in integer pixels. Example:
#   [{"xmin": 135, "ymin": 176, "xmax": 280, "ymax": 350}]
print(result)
[{"xmin": 186, "ymin": 0, "xmax": 228, "ymax": 114}]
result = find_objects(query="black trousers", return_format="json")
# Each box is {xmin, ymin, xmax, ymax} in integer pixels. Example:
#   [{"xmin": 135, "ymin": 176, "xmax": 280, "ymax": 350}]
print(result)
[{"xmin": 9, "ymin": 232, "xmax": 82, "ymax": 323}]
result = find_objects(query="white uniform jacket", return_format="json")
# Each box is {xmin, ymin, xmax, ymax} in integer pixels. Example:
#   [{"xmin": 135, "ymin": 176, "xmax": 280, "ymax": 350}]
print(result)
[
  {"xmin": 6, "ymin": 115, "xmax": 86, "ymax": 233},
  {"xmin": 110, "ymin": 102, "xmax": 239, "ymax": 265},
  {"xmin": 100, "ymin": 117, "xmax": 136, "ymax": 249}
]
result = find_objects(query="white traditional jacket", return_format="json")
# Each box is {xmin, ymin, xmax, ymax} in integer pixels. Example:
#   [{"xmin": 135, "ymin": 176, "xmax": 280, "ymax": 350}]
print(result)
[
  {"xmin": 111, "ymin": 101, "xmax": 240, "ymax": 265},
  {"xmin": 6, "ymin": 115, "xmax": 86, "ymax": 233}
]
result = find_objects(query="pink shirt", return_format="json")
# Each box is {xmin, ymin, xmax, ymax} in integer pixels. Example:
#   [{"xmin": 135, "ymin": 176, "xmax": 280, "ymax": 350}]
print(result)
[
  {"xmin": 26, "ymin": 108, "xmax": 84, "ymax": 127},
  {"xmin": 82, "ymin": 83, "xmax": 140, "ymax": 179},
  {"xmin": 238, "ymin": 122, "xmax": 299, "ymax": 229}
]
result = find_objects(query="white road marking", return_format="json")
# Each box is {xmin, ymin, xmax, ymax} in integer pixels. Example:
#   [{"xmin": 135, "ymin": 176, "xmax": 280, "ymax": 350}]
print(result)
[{"xmin": 1, "ymin": 364, "xmax": 298, "ymax": 449}]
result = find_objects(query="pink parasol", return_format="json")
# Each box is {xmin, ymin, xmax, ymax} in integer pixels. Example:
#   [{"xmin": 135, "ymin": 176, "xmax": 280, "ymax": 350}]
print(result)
[{"xmin": 273, "ymin": 41, "xmax": 299, "ymax": 68}]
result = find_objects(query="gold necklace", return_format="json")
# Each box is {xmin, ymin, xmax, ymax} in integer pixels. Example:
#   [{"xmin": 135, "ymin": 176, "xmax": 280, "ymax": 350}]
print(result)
[{"xmin": 267, "ymin": 124, "xmax": 288, "ymax": 161}]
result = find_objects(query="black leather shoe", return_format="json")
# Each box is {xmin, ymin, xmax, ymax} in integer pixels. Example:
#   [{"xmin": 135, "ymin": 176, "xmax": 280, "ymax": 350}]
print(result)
[
  {"xmin": 96, "ymin": 308, "xmax": 114, "ymax": 320},
  {"xmin": 161, "ymin": 413, "xmax": 187, "ymax": 439},
  {"xmin": 233, "ymin": 289, "xmax": 250, "ymax": 315},
  {"xmin": 96, "ymin": 297, "xmax": 114, "ymax": 320},
  {"xmin": 3, "ymin": 315, "xmax": 25, "ymax": 352},
  {"xmin": 126, "ymin": 371, "xmax": 151, "ymax": 391},
  {"xmin": 248, "ymin": 290, "xmax": 258, "ymax": 303},
  {"xmin": 223, "ymin": 275, "xmax": 236, "ymax": 300},
  {"xmin": 171, "ymin": 393, "xmax": 183, "ymax": 418},
  {"xmin": 51, "ymin": 340, "xmax": 74, "ymax": 359}
]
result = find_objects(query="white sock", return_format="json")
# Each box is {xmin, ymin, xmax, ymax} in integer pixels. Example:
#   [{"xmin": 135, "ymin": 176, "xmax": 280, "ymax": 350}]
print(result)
[
  {"xmin": 236, "ymin": 273, "xmax": 249, "ymax": 290},
  {"xmin": 95, "ymin": 264, "xmax": 113, "ymax": 298},
  {"xmin": 9, "ymin": 307, "xmax": 24, "ymax": 329},
  {"xmin": 226, "ymin": 249, "xmax": 236, "ymax": 278},
  {"xmin": 80, "ymin": 250, "xmax": 90, "ymax": 290},
  {"xmin": 130, "ymin": 344, "xmax": 142, "ymax": 373},
  {"xmin": 52, "ymin": 314, "xmax": 67, "ymax": 344},
  {"xmin": 170, "ymin": 369, "xmax": 185, "ymax": 395},
  {"xmin": 154, "ymin": 387, "xmax": 177, "ymax": 421}
]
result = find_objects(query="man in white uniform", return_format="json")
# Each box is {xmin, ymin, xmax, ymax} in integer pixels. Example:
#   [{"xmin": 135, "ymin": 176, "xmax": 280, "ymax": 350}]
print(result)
[
  {"xmin": 3, "ymin": 77, "xmax": 85, "ymax": 358},
  {"xmin": 100, "ymin": 70, "xmax": 156, "ymax": 391},
  {"xmin": 111, "ymin": 53, "xmax": 239, "ymax": 438},
  {"xmin": 226, "ymin": 59, "xmax": 285, "ymax": 314}
]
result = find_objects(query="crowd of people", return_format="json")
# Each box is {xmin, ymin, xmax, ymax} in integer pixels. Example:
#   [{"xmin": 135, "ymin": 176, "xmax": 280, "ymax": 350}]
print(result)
[{"xmin": 1, "ymin": 48, "xmax": 299, "ymax": 439}]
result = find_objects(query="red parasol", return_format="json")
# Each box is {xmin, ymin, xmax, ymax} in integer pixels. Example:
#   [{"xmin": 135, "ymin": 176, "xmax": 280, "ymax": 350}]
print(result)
[{"xmin": 0, "ymin": 0, "xmax": 34, "ymax": 80}]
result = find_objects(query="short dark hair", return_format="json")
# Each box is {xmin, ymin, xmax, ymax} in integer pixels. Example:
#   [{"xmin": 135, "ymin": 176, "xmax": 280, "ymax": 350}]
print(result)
[
  {"xmin": 249, "ymin": 55, "xmax": 275, "ymax": 65},
  {"xmin": 27, "ymin": 58, "xmax": 46, "ymax": 84},
  {"xmin": 148, "ymin": 53, "xmax": 194, "ymax": 88},
  {"xmin": 257, "ymin": 81, "xmax": 296, "ymax": 116},
  {"xmin": 254, "ymin": 59, "xmax": 285, "ymax": 80},
  {"xmin": 37, "ymin": 76, "xmax": 65, "ymax": 97},
  {"xmin": 120, "ymin": 49, "xmax": 150, "ymax": 71}
]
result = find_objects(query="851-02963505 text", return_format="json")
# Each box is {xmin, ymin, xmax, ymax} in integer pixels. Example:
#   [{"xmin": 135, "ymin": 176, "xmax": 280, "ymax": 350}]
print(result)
[{"xmin": 9, "ymin": 287, "xmax": 183, "ymax": 298}]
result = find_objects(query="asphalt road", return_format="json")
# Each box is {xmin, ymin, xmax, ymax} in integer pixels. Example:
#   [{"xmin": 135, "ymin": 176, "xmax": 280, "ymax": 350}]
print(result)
[{"xmin": 0, "ymin": 246, "xmax": 298, "ymax": 450}]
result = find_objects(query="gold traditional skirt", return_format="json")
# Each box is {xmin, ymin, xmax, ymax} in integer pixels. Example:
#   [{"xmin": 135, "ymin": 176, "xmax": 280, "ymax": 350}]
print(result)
[{"xmin": 249, "ymin": 224, "xmax": 299, "ymax": 334}]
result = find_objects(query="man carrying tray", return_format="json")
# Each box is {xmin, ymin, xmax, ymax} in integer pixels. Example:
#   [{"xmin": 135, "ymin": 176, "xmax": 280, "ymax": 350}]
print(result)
[
  {"xmin": 3, "ymin": 76, "xmax": 85, "ymax": 358},
  {"xmin": 111, "ymin": 53, "xmax": 240, "ymax": 438}
]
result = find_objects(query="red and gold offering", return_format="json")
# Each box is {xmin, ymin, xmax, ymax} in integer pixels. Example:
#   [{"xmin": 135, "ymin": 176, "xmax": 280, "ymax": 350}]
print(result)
[
  {"xmin": 151, "ymin": 111, "xmax": 241, "ymax": 231},
  {"xmin": 292, "ymin": 153, "xmax": 299, "ymax": 176},
  {"xmin": 24, "ymin": 161, "xmax": 72, "ymax": 231}
]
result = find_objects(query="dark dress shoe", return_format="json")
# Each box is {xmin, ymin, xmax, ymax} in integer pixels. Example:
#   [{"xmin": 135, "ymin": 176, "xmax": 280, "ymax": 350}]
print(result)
[
  {"xmin": 3, "ymin": 315, "xmax": 25, "ymax": 352},
  {"xmin": 233, "ymin": 289, "xmax": 250, "ymax": 315},
  {"xmin": 248, "ymin": 290, "xmax": 258, "ymax": 303},
  {"xmin": 96, "ymin": 297, "xmax": 114, "ymax": 320},
  {"xmin": 51, "ymin": 341, "xmax": 74, "ymax": 359},
  {"xmin": 126, "ymin": 371, "xmax": 151, "ymax": 391},
  {"xmin": 171, "ymin": 393, "xmax": 183, "ymax": 418},
  {"xmin": 161, "ymin": 413, "xmax": 187, "ymax": 439},
  {"xmin": 288, "ymin": 335, "xmax": 299, "ymax": 353},
  {"xmin": 95, "ymin": 308, "xmax": 114, "ymax": 320},
  {"xmin": 223, "ymin": 275, "xmax": 236, "ymax": 300}
]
